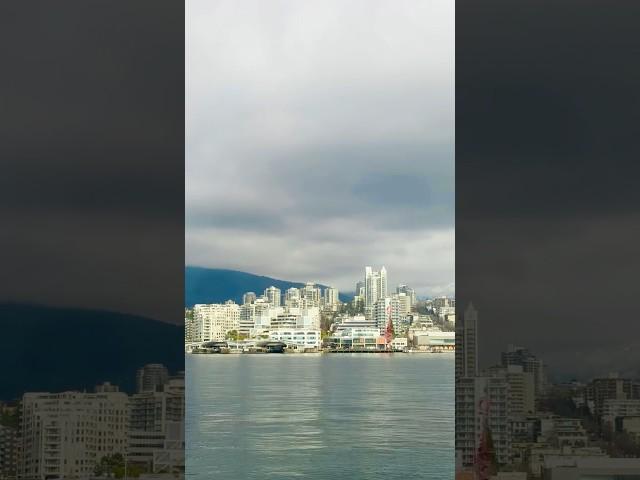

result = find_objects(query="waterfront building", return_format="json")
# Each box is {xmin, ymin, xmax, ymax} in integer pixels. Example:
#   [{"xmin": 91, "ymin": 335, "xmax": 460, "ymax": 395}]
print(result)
[
  {"xmin": 409, "ymin": 328, "xmax": 455, "ymax": 351},
  {"xmin": 364, "ymin": 266, "xmax": 387, "ymax": 319},
  {"xmin": 264, "ymin": 286, "xmax": 281, "ymax": 307},
  {"xmin": 333, "ymin": 314, "xmax": 378, "ymax": 333},
  {"xmin": 542, "ymin": 457, "xmax": 640, "ymax": 480},
  {"xmin": 20, "ymin": 385, "xmax": 129, "ymax": 479},
  {"xmin": 326, "ymin": 327, "xmax": 384, "ymax": 351},
  {"xmin": 194, "ymin": 302, "xmax": 241, "ymax": 341},
  {"xmin": 355, "ymin": 280, "xmax": 365, "ymax": 298},
  {"xmin": 268, "ymin": 329, "xmax": 321, "ymax": 350},
  {"xmin": 390, "ymin": 337, "xmax": 408, "ymax": 351},
  {"xmin": 271, "ymin": 313, "xmax": 298, "ymax": 330}
]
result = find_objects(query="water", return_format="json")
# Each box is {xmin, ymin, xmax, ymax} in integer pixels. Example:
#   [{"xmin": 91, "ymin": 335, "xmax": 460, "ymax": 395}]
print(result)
[{"xmin": 186, "ymin": 353, "xmax": 454, "ymax": 480}]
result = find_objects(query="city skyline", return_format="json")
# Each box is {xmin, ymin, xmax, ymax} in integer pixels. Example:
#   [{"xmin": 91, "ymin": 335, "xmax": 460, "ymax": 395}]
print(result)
[{"xmin": 186, "ymin": 0, "xmax": 455, "ymax": 298}]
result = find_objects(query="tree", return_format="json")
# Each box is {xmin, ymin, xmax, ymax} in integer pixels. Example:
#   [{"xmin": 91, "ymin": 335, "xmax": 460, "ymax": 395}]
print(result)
[
  {"xmin": 225, "ymin": 330, "xmax": 247, "ymax": 341},
  {"xmin": 95, "ymin": 454, "xmax": 146, "ymax": 478},
  {"xmin": 0, "ymin": 408, "xmax": 18, "ymax": 428}
]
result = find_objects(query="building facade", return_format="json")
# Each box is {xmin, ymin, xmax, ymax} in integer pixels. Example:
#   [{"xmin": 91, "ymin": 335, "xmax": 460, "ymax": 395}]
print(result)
[
  {"xmin": 193, "ymin": 302, "xmax": 241, "ymax": 342},
  {"xmin": 364, "ymin": 266, "xmax": 387, "ymax": 319},
  {"xmin": 20, "ymin": 386, "xmax": 129, "ymax": 479}
]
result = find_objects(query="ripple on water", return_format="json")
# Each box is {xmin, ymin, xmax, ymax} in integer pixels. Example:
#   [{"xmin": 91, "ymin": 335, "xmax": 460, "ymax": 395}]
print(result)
[{"xmin": 187, "ymin": 354, "xmax": 454, "ymax": 480}]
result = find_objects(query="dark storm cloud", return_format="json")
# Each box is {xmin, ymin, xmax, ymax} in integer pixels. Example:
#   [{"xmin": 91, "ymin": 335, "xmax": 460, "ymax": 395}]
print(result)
[
  {"xmin": 186, "ymin": 0, "xmax": 455, "ymax": 295},
  {"xmin": 1, "ymin": 1, "xmax": 184, "ymax": 323},
  {"xmin": 457, "ymin": 0, "xmax": 640, "ymax": 377}
]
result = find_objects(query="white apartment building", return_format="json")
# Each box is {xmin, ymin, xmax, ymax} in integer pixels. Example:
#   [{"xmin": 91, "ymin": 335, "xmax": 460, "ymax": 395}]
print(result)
[
  {"xmin": 505, "ymin": 365, "xmax": 535, "ymax": 417},
  {"xmin": 271, "ymin": 313, "xmax": 299, "ymax": 330},
  {"xmin": 285, "ymin": 287, "xmax": 302, "ymax": 308},
  {"xmin": 20, "ymin": 385, "xmax": 129, "ymax": 479},
  {"xmin": 264, "ymin": 286, "xmax": 281, "ymax": 307},
  {"xmin": 335, "ymin": 326, "xmax": 381, "ymax": 339},
  {"xmin": 298, "ymin": 307, "xmax": 320, "ymax": 329},
  {"xmin": 364, "ymin": 266, "xmax": 387, "ymax": 319},
  {"xmin": 240, "ymin": 300, "xmax": 283, "ymax": 336},
  {"xmin": 301, "ymin": 282, "xmax": 322, "ymax": 308},
  {"xmin": 194, "ymin": 302, "xmax": 240, "ymax": 341},
  {"xmin": 323, "ymin": 287, "xmax": 340, "ymax": 308},
  {"xmin": 456, "ymin": 375, "xmax": 511, "ymax": 467},
  {"xmin": 128, "ymin": 377, "xmax": 185, "ymax": 474},
  {"xmin": 396, "ymin": 284, "xmax": 416, "ymax": 308},
  {"xmin": 373, "ymin": 296, "xmax": 401, "ymax": 332},
  {"xmin": 484, "ymin": 364, "xmax": 536, "ymax": 417},
  {"xmin": 268, "ymin": 330, "xmax": 321, "ymax": 350},
  {"xmin": 392, "ymin": 292, "xmax": 411, "ymax": 317}
]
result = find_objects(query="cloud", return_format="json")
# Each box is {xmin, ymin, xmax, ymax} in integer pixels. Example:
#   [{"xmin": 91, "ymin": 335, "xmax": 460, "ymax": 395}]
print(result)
[
  {"xmin": 0, "ymin": 2, "xmax": 184, "ymax": 324},
  {"xmin": 186, "ymin": 0, "xmax": 455, "ymax": 295}
]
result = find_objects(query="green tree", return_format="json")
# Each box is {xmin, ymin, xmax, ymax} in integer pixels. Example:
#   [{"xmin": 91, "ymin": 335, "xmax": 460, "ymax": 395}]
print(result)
[
  {"xmin": 225, "ymin": 330, "xmax": 240, "ymax": 341},
  {"xmin": 95, "ymin": 454, "xmax": 147, "ymax": 478},
  {"xmin": 0, "ymin": 409, "xmax": 18, "ymax": 428}
]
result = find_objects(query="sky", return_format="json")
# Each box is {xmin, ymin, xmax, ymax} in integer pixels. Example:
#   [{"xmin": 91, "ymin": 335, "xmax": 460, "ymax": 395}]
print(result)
[
  {"xmin": 1, "ymin": 2, "xmax": 184, "ymax": 324},
  {"xmin": 456, "ymin": 0, "xmax": 640, "ymax": 379},
  {"xmin": 186, "ymin": 0, "xmax": 455, "ymax": 296}
]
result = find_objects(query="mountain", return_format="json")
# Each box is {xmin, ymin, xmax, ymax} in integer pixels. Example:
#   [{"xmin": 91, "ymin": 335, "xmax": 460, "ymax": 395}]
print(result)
[
  {"xmin": 185, "ymin": 267, "xmax": 353, "ymax": 306},
  {"xmin": 0, "ymin": 303, "xmax": 184, "ymax": 401}
]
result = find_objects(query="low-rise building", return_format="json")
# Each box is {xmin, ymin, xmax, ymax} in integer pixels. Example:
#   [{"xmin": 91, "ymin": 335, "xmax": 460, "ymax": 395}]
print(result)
[
  {"xmin": 409, "ymin": 328, "xmax": 455, "ymax": 351},
  {"xmin": 269, "ymin": 330, "xmax": 321, "ymax": 350},
  {"xmin": 390, "ymin": 337, "xmax": 408, "ymax": 351},
  {"xmin": 541, "ymin": 454, "xmax": 636, "ymax": 480},
  {"xmin": 325, "ymin": 327, "xmax": 384, "ymax": 351}
]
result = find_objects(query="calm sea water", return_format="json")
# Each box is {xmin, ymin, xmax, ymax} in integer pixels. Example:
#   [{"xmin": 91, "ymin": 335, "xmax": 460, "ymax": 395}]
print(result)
[{"xmin": 186, "ymin": 353, "xmax": 454, "ymax": 480}]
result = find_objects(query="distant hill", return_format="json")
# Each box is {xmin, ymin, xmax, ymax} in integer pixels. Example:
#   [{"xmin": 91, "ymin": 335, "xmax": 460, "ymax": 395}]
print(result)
[
  {"xmin": 185, "ymin": 267, "xmax": 352, "ymax": 306},
  {"xmin": 0, "ymin": 303, "xmax": 183, "ymax": 401}
]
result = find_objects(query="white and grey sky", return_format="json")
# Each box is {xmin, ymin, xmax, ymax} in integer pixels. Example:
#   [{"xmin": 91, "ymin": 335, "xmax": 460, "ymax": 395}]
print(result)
[{"xmin": 186, "ymin": 0, "xmax": 454, "ymax": 296}]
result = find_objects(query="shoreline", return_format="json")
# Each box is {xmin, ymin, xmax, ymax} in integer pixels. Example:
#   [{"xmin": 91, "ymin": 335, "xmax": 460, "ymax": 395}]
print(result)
[{"xmin": 187, "ymin": 350, "xmax": 455, "ymax": 355}]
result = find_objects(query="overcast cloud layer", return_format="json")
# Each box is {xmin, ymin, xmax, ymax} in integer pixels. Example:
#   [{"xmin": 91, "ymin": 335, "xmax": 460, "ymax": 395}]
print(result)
[{"xmin": 186, "ymin": 0, "xmax": 454, "ymax": 296}]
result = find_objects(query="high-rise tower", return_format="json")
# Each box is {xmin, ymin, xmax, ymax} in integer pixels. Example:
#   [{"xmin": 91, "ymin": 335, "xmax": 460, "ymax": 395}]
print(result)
[{"xmin": 364, "ymin": 266, "xmax": 388, "ymax": 319}]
